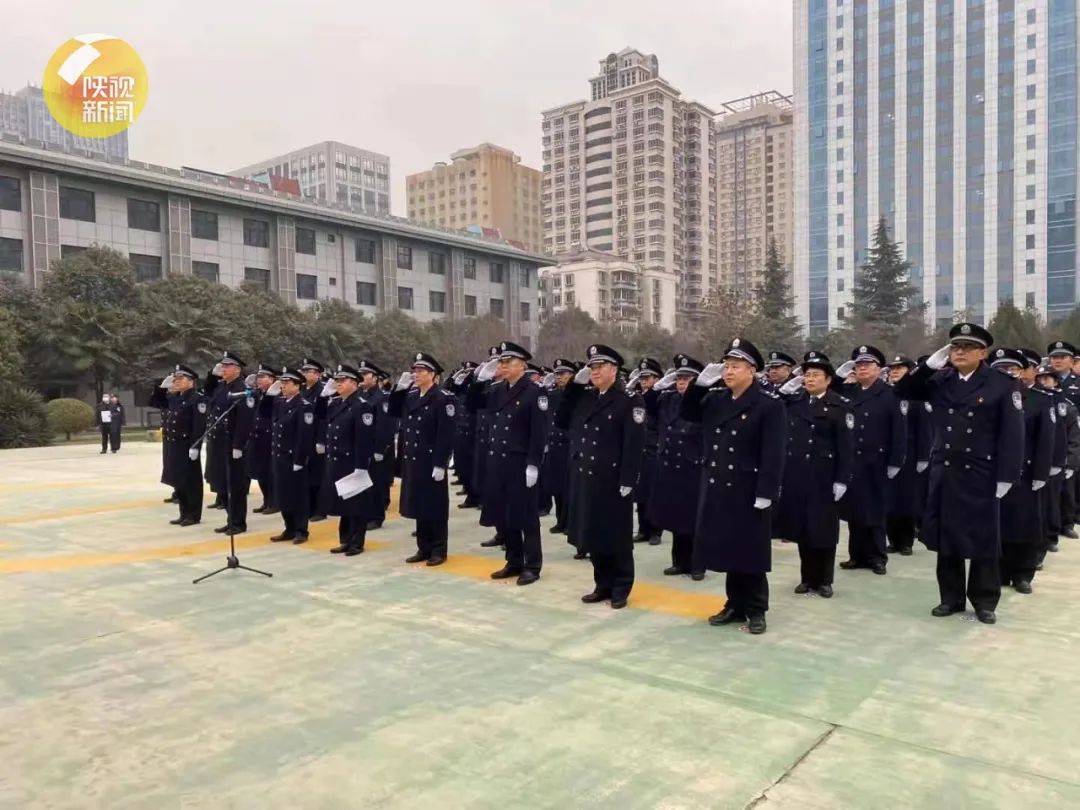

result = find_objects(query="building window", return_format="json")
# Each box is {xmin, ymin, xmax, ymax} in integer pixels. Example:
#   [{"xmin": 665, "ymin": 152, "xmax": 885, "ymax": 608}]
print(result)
[
  {"xmin": 1026, "ymin": 259, "xmax": 1036, "ymax": 275},
  {"xmin": 244, "ymin": 219, "xmax": 269, "ymax": 247},
  {"xmin": 0, "ymin": 176, "xmax": 20, "ymax": 211},
  {"xmin": 490, "ymin": 297, "xmax": 504, "ymax": 318},
  {"xmin": 398, "ymin": 286, "xmax": 414, "ymax": 309},
  {"xmin": 244, "ymin": 266, "xmax": 270, "ymax": 290},
  {"xmin": 464, "ymin": 257, "xmax": 477, "ymax": 279},
  {"xmin": 59, "ymin": 186, "xmax": 95, "ymax": 222},
  {"xmin": 565, "ymin": 290, "xmax": 575, "ymax": 305},
  {"xmin": 296, "ymin": 226, "xmax": 316, "ymax": 255},
  {"xmin": 396, "ymin": 244, "xmax": 413, "ymax": 269},
  {"xmin": 490, "ymin": 262, "xmax": 505, "ymax": 283},
  {"xmin": 191, "ymin": 209, "xmax": 218, "ymax": 240},
  {"xmin": 1026, "ymin": 210, "xmax": 1036, "ymax": 225},
  {"xmin": 355, "ymin": 238, "xmax": 376, "ymax": 264},
  {"xmin": 60, "ymin": 244, "xmax": 86, "ymax": 259},
  {"xmin": 129, "ymin": 253, "xmax": 162, "ymax": 283},
  {"xmin": 429, "ymin": 290, "xmax": 446, "ymax": 312},
  {"xmin": 192, "ymin": 260, "xmax": 219, "ymax": 283},
  {"xmin": 1026, "ymin": 292, "xmax": 1036, "ymax": 308},
  {"xmin": 429, "ymin": 252, "xmax": 447, "ymax": 275},
  {"xmin": 520, "ymin": 268, "xmax": 531, "ymax": 288},
  {"xmin": 0, "ymin": 237, "xmax": 23, "ymax": 273},
  {"xmin": 296, "ymin": 273, "xmax": 317, "ymax": 299},
  {"xmin": 1026, "ymin": 234, "xmax": 1036, "ymax": 249},
  {"xmin": 564, "ymin": 273, "xmax": 575, "ymax": 287},
  {"xmin": 464, "ymin": 294, "xmax": 477, "ymax": 315},
  {"xmin": 357, "ymin": 280, "xmax": 377, "ymax": 305},
  {"xmin": 520, "ymin": 302, "xmax": 531, "ymax": 322},
  {"xmin": 127, "ymin": 198, "xmax": 160, "ymax": 231}
]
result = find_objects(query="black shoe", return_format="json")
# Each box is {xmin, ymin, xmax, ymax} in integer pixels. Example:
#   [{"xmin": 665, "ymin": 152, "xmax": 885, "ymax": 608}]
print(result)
[
  {"xmin": 344, "ymin": 546, "xmax": 363, "ymax": 556},
  {"xmin": 366, "ymin": 520, "xmax": 383, "ymax": 531},
  {"xmin": 747, "ymin": 613, "xmax": 767, "ymax": 634},
  {"xmin": 632, "ymin": 532, "xmax": 648, "ymax": 543},
  {"xmin": 253, "ymin": 505, "xmax": 266, "ymax": 514},
  {"xmin": 516, "ymin": 571, "xmax": 540, "ymax": 586},
  {"xmin": 839, "ymin": 559, "xmax": 860, "ymax": 570},
  {"xmin": 1048, "ymin": 541, "xmax": 1060, "ymax": 553},
  {"xmin": 178, "ymin": 518, "xmax": 200, "ymax": 527},
  {"xmin": 480, "ymin": 536, "xmax": 503, "ymax": 548},
  {"xmin": 581, "ymin": 590, "xmax": 610, "ymax": 604},
  {"xmin": 794, "ymin": 582, "xmax": 811, "ymax": 594},
  {"xmin": 549, "ymin": 524, "xmax": 566, "ymax": 534},
  {"xmin": 899, "ymin": 547, "xmax": 913, "ymax": 556},
  {"xmin": 691, "ymin": 571, "xmax": 705, "ymax": 581},
  {"xmin": 663, "ymin": 565, "xmax": 686, "ymax": 576},
  {"xmin": 330, "ymin": 545, "xmax": 348, "ymax": 553},
  {"xmin": 209, "ymin": 501, "xmax": 226, "ymax": 510},
  {"xmin": 975, "ymin": 609, "xmax": 997, "ymax": 625},
  {"xmin": 271, "ymin": 532, "xmax": 295, "ymax": 542},
  {"xmin": 426, "ymin": 556, "xmax": 446, "ymax": 567},
  {"xmin": 169, "ymin": 517, "xmax": 183, "ymax": 525},
  {"xmin": 214, "ymin": 524, "xmax": 232, "ymax": 533},
  {"xmin": 708, "ymin": 607, "xmax": 745, "ymax": 626},
  {"xmin": 164, "ymin": 496, "xmax": 178, "ymax": 504},
  {"xmin": 885, "ymin": 543, "xmax": 898, "ymax": 553},
  {"xmin": 1063, "ymin": 527, "xmax": 1078, "ymax": 539},
  {"xmin": 931, "ymin": 603, "xmax": 964, "ymax": 617},
  {"xmin": 261, "ymin": 507, "xmax": 280, "ymax": 516},
  {"xmin": 405, "ymin": 553, "xmax": 427, "ymax": 563},
  {"xmin": 310, "ymin": 513, "xmax": 327, "ymax": 523},
  {"xmin": 539, "ymin": 508, "xmax": 552, "ymax": 517},
  {"xmin": 99, "ymin": 449, "xmax": 106, "ymax": 454},
  {"xmin": 610, "ymin": 597, "xmax": 628, "ymax": 609},
  {"xmin": 818, "ymin": 584, "xmax": 834, "ymax": 598},
  {"xmin": 1013, "ymin": 580, "xmax": 1033, "ymax": 594},
  {"xmin": 292, "ymin": 535, "xmax": 309, "ymax": 545},
  {"xmin": 871, "ymin": 563, "xmax": 887, "ymax": 576},
  {"xmin": 490, "ymin": 565, "xmax": 522, "ymax": 580},
  {"xmin": 573, "ymin": 551, "xmax": 588, "ymax": 560},
  {"xmin": 648, "ymin": 534, "xmax": 662, "ymax": 546},
  {"xmin": 458, "ymin": 499, "xmax": 479, "ymax": 509}
]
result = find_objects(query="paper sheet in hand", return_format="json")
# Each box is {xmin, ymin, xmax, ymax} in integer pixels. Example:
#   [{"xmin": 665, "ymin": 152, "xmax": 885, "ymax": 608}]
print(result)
[
  {"xmin": 335, "ymin": 469, "xmax": 373, "ymax": 499},
  {"xmin": 100, "ymin": 411, "xmax": 112, "ymax": 424}
]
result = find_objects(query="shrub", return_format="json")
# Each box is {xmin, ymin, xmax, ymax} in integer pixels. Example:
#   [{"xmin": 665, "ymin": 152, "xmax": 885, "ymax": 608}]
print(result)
[
  {"xmin": 0, "ymin": 387, "xmax": 51, "ymax": 448},
  {"xmin": 46, "ymin": 397, "xmax": 96, "ymax": 440}
]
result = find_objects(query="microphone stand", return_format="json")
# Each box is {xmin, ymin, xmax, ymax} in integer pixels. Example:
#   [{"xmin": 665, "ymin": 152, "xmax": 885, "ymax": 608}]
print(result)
[{"xmin": 191, "ymin": 393, "xmax": 273, "ymax": 584}]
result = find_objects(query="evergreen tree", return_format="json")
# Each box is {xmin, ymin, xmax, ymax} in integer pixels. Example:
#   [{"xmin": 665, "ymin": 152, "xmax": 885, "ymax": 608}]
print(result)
[
  {"xmin": 845, "ymin": 216, "xmax": 925, "ymax": 349},
  {"xmin": 987, "ymin": 300, "xmax": 1046, "ymax": 353},
  {"xmin": 745, "ymin": 238, "xmax": 802, "ymax": 355}
]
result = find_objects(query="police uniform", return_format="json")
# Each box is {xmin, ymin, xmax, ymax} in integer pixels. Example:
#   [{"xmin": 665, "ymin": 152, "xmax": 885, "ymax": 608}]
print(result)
[
  {"xmin": 299, "ymin": 359, "xmax": 329, "ymax": 521},
  {"xmin": 270, "ymin": 367, "xmax": 315, "ymax": 543},
  {"xmin": 896, "ymin": 324, "xmax": 1024, "ymax": 622},
  {"xmin": 159, "ymin": 365, "xmax": 207, "ymax": 525},
  {"xmin": 680, "ymin": 339, "xmax": 786, "ymax": 630},
  {"xmin": 247, "ymin": 365, "xmax": 278, "ymax": 514},
  {"xmin": 1048, "ymin": 341, "xmax": 1080, "ymax": 536},
  {"xmin": 540, "ymin": 359, "xmax": 576, "ymax": 535},
  {"xmin": 885, "ymin": 355, "xmax": 921, "ymax": 555},
  {"xmin": 632, "ymin": 357, "xmax": 664, "ymax": 545},
  {"xmin": 472, "ymin": 346, "xmax": 502, "ymax": 523},
  {"xmin": 204, "ymin": 350, "xmax": 255, "ymax": 533},
  {"xmin": 446, "ymin": 362, "xmax": 480, "ymax": 508},
  {"xmin": 554, "ymin": 344, "xmax": 646, "ymax": 607},
  {"xmin": 360, "ymin": 360, "xmax": 395, "ymax": 529}
]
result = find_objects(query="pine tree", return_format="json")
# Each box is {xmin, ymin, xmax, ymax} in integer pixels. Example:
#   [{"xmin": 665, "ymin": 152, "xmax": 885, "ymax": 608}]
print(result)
[
  {"xmin": 987, "ymin": 300, "xmax": 1046, "ymax": 353},
  {"xmin": 745, "ymin": 238, "xmax": 802, "ymax": 355},
  {"xmin": 845, "ymin": 217, "xmax": 924, "ymax": 348}
]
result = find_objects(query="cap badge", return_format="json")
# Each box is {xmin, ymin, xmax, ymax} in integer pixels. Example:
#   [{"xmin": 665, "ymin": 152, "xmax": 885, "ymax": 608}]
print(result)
[
  {"xmin": 732, "ymin": 338, "xmax": 740, "ymax": 348},
  {"xmin": 961, "ymin": 324, "xmax": 971, "ymax": 335}
]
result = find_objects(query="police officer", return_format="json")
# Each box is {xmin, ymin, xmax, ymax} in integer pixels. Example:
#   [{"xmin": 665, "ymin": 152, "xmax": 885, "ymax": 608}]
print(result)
[
  {"xmin": 359, "ymin": 360, "xmax": 394, "ymax": 530},
  {"xmin": 764, "ymin": 351, "xmax": 797, "ymax": 391},
  {"xmin": 540, "ymin": 359, "xmax": 576, "ymax": 536},
  {"xmin": 248, "ymin": 364, "xmax": 279, "ymax": 515},
  {"xmin": 473, "ymin": 346, "xmax": 504, "ymax": 548},
  {"xmin": 629, "ymin": 357, "xmax": 664, "ymax": 545},
  {"xmin": 885, "ymin": 355, "xmax": 921, "ymax": 556},
  {"xmin": 775, "ymin": 351, "xmax": 853, "ymax": 598},
  {"xmin": 156, "ymin": 365, "xmax": 207, "ymax": 526},
  {"xmin": 1035, "ymin": 363, "xmax": 1080, "ymax": 556},
  {"xmin": 994, "ymin": 349, "xmax": 1053, "ymax": 594},
  {"xmin": 205, "ymin": 350, "xmax": 255, "ymax": 535},
  {"xmin": 1047, "ymin": 341, "xmax": 1080, "ymax": 539},
  {"xmin": 321, "ymin": 363, "xmax": 378, "ymax": 556},
  {"xmin": 299, "ymin": 358, "xmax": 329, "ymax": 522},
  {"xmin": 555, "ymin": 344, "xmax": 646, "ymax": 608},
  {"xmin": 680, "ymin": 339, "xmax": 786, "ymax": 634},
  {"xmin": 447, "ymin": 361, "xmax": 480, "ymax": 509},
  {"xmin": 107, "ymin": 395, "xmax": 124, "ymax": 452},
  {"xmin": 833, "ymin": 345, "xmax": 906, "ymax": 575},
  {"xmin": 896, "ymin": 323, "xmax": 1024, "ymax": 624},
  {"xmin": 647, "ymin": 354, "xmax": 706, "ymax": 579},
  {"xmin": 388, "ymin": 353, "xmax": 456, "ymax": 566},
  {"xmin": 269, "ymin": 367, "xmax": 314, "ymax": 544},
  {"xmin": 469, "ymin": 341, "xmax": 549, "ymax": 585}
]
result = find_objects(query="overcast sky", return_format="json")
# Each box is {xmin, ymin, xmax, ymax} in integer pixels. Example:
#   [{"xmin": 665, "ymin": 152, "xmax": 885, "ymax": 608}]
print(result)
[{"xmin": 4, "ymin": 0, "xmax": 794, "ymax": 216}]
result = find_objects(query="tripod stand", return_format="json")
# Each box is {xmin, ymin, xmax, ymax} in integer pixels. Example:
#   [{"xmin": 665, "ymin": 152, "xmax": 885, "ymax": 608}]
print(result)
[{"xmin": 191, "ymin": 391, "xmax": 273, "ymax": 584}]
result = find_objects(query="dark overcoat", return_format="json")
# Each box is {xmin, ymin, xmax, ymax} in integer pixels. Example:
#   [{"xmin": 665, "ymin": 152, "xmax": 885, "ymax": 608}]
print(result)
[
  {"xmin": 646, "ymin": 388, "xmax": 703, "ymax": 536},
  {"xmin": 389, "ymin": 386, "xmax": 456, "ymax": 522},
  {"xmin": 540, "ymin": 386, "xmax": 571, "ymax": 500},
  {"xmin": 1000, "ymin": 385, "xmax": 1053, "ymax": 546},
  {"xmin": 246, "ymin": 389, "xmax": 274, "ymax": 481},
  {"xmin": 271, "ymin": 393, "xmax": 315, "ymax": 513},
  {"xmin": 834, "ymin": 379, "xmax": 906, "ymax": 527},
  {"xmin": 320, "ymin": 392, "xmax": 378, "ymax": 518},
  {"xmin": 161, "ymin": 389, "xmax": 207, "ymax": 490}
]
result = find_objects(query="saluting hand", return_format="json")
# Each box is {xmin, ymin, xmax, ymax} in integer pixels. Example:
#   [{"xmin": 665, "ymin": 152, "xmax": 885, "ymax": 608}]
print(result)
[
  {"xmin": 395, "ymin": 372, "xmax": 415, "ymax": 391},
  {"xmin": 573, "ymin": 366, "xmax": 591, "ymax": 385},
  {"xmin": 926, "ymin": 344, "xmax": 951, "ymax": 370},
  {"xmin": 697, "ymin": 363, "xmax": 725, "ymax": 387},
  {"xmin": 476, "ymin": 358, "xmax": 500, "ymax": 383},
  {"xmin": 654, "ymin": 371, "xmax": 678, "ymax": 390},
  {"xmin": 159, "ymin": 374, "xmax": 175, "ymax": 389},
  {"xmin": 835, "ymin": 360, "xmax": 856, "ymax": 379}
]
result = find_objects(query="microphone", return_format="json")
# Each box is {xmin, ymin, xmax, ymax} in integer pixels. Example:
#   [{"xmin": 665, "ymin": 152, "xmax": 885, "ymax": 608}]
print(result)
[{"xmin": 228, "ymin": 390, "xmax": 252, "ymax": 400}]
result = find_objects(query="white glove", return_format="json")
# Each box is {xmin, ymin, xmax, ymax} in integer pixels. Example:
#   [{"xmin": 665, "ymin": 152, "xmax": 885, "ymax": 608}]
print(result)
[
  {"xmin": 452, "ymin": 369, "xmax": 470, "ymax": 386},
  {"xmin": 1050, "ymin": 466, "xmax": 1062, "ymax": 477},
  {"xmin": 373, "ymin": 453, "xmax": 384, "ymax": 462},
  {"xmin": 476, "ymin": 358, "xmax": 499, "ymax": 383},
  {"xmin": 926, "ymin": 344, "xmax": 951, "ymax": 370},
  {"xmin": 525, "ymin": 465, "xmax": 539, "ymax": 488},
  {"xmin": 320, "ymin": 379, "xmax": 337, "ymax": 397},
  {"xmin": 315, "ymin": 443, "xmax": 325, "ymax": 455},
  {"xmin": 832, "ymin": 483, "xmax": 847, "ymax": 502},
  {"xmin": 887, "ymin": 466, "xmax": 900, "ymax": 479},
  {"xmin": 753, "ymin": 497, "xmax": 771, "ymax": 510},
  {"xmin": 627, "ymin": 370, "xmax": 642, "ymax": 391},
  {"xmin": 574, "ymin": 366, "xmax": 591, "ymax": 385},
  {"xmin": 697, "ymin": 362, "xmax": 726, "ymax": 388},
  {"xmin": 619, "ymin": 486, "xmax": 632, "ymax": 497},
  {"xmin": 779, "ymin": 375, "xmax": 805, "ymax": 395},
  {"xmin": 654, "ymin": 371, "xmax": 678, "ymax": 390},
  {"xmin": 212, "ymin": 362, "xmax": 224, "ymax": 376},
  {"xmin": 995, "ymin": 482, "xmax": 1011, "ymax": 499},
  {"xmin": 396, "ymin": 371, "xmax": 415, "ymax": 391},
  {"xmin": 835, "ymin": 360, "xmax": 855, "ymax": 379},
  {"xmin": 541, "ymin": 372, "xmax": 556, "ymax": 389},
  {"xmin": 159, "ymin": 374, "xmax": 175, "ymax": 389},
  {"xmin": 916, "ymin": 461, "xmax": 929, "ymax": 473},
  {"xmin": 244, "ymin": 373, "xmax": 256, "ymax": 388},
  {"xmin": 188, "ymin": 447, "xmax": 199, "ymax": 461},
  {"xmin": 1032, "ymin": 479, "xmax": 1046, "ymax": 491},
  {"xmin": 267, "ymin": 380, "xmax": 282, "ymax": 396},
  {"xmin": 432, "ymin": 466, "xmax": 446, "ymax": 482},
  {"xmin": 231, "ymin": 448, "xmax": 243, "ymax": 460},
  {"xmin": 293, "ymin": 464, "xmax": 303, "ymax": 472},
  {"xmin": 1068, "ymin": 469, "xmax": 1076, "ymax": 480},
  {"xmin": 791, "ymin": 366, "xmax": 802, "ymax": 377}
]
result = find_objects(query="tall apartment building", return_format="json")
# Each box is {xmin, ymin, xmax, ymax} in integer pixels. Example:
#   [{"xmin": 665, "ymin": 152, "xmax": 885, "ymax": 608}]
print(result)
[
  {"xmin": 715, "ymin": 92, "xmax": 794, "ymax": 294},
  {"xmin": 541, "ymin": 49, "xmax": 718, "ymax": 324},
  {"xmin": 406, "ymin": 143, "xmax": 544, "ymax": 254},
  {"xmin": 233, "ymin": 141, "xmax": 390, "ymax": 215},
  {"xmin": 0, "ymin": 85, "xmax": 128, "ymax": 160},
  {"xmin": 794, "ymin": 0, "xmax": 1080, "ymax": 332}
]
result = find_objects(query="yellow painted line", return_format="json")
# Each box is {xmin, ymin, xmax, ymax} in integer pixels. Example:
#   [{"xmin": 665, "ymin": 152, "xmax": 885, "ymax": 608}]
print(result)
[
  {"xmin": 0, "ymin": 498, "xmax": 170, "ymax": 526},
  {"xmin": 0, "ymin": 480, "xmax": 124, "ymax": 493}
]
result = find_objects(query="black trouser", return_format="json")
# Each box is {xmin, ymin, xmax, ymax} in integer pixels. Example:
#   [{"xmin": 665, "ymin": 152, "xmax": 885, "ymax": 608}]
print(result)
[
  {"xmin": 257, "ymin": 475, "xmax": 275, "ymax": 509},
  {"xmin": 886, "ymin": 515, "xmax": 916, "ymax": 551},
  {"xmin": 799, "ymin": 545, "xmax": 835, "ymax": 588},
  {"xmin": 1044, "ymin": 476, "xmax": 1063, "ymax": 540},
  {"xmin": 937, "ymin": 553, "xmax": 1000, "ymax": 612},
  {"xmin": 338, "ymin": 515, "xmax": 366, "ymax": 550},
  {"xmin": 636, "ymin": 499, "xmax": 659, "ymax": 538},
  {"xmin": 224, "ymin": 459, "xmax": 249, "ymax": 529},
  {"xmin": 848, "ymin": 522, "xmax": 887, "ymax": 566},
  {"xmin": 503, "ymin": 523, "xmax": 543, "ymax": 573},
  {"xmin": 1000, "ymin": 543, "xmax": 1038, "ymax": 585},
  {"xmin": 176, "ymin": 471, "xmax": 203, "ymax": 522},
  {"xmin": 725, "ymin": 572, "xmax": 769, "ymax": 615},
  {"xmin": 591, "ymin": 549, "xmax": 635, "ymax": 600},
  {"xmin": 1062, "ymin": 474, "xmax": 1077, "ymax": 528},
  {"xmin": 416, "ymin": 519, "xmax": 448, "ymax": 559},
  {"xmin": 100, "ymin": 426, "xmax": 111, "ymax": 452},
  {"xmin": 672, "ymin": 532, "xmax": 695, "ymax": 572},
  {"xmin": 539, "ymin": 491, "xmax": 552, "ymax": 514},
  {"xmin": 553, "ymin": 494, "xmax": 568, "ymax": 529}
]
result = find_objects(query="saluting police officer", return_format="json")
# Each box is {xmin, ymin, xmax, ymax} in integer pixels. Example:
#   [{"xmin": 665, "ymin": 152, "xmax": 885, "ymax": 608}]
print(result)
[
  {"xmin": 554, "ymin": 344, "xmax": 646, "ymax": 608},
  {"xmin": 764, "ymin": 351, "xmax": 797, "ymax": 392},
  {"xmin": 884, "ymin": 355, "xmax": 921, "ymax": 556},
  {"xmin": 540, "ymin": 359, "xmax": 577, "ymax": 536},
  {"xmin": 388, "ymin": 353, "xmax": 457, "ymax": 566},
  {"xmin": 630, "ymin": 357, "xmax": 663, "ymax": 546},
  {"xmin": 157, "ymin": 364, "xmax": 207, "ymax": 526},
  {"xmin": 895, "ymin": 323, "xmax": 1024, "ymax": 624},
  {"xmin": 681, "ymin": 339, "xmax": 786, "ymax": 635},
  {"xmin": 1048, "ymin": 341, "xmax": 1080, "ymax": 539},
  {"xmin": 248, "ymin": 364, "xmax": 279, "ymax": 516},
  {"xmin": 473, "ymin": 346, "xmax": 506, "ymax": 548},
  {"xmin": 468, "ymin": 341, "xmax": 549, "ymax": 585},
  {"xmin": 359, "ymin": 360, "xmax": 394, "ymax": 530},
  {"xmin": 269, "ymin": 367, "xmax": 315, "ymax": 544},
  {"xmin": 205, "ymin": 350, "xmax": 255, "ymax": 535},
  {"xmin": 299, "ymin": 359, "xmax": 329, "ymax": 522},
  {"xmin": 774, "ymin": 351, "xmax": 853, "ymax": 598},
  {"xmin": 646, "ymin": 354, "xmax": 706, "ymax": 579},
  {"xmin": 1035, "ymin": 363, "xmax": 1080, "ymax": 556},
  {"xmin": 447, "ymin": 361, "xmax": 480, "ymax": 509}
]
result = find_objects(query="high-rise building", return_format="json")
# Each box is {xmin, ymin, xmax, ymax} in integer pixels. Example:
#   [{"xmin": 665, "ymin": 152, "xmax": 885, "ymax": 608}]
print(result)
[
  {"xmin": 0, "ymin": 85, "xmax": 128, "ymax": 160},
  {"xmin": 794, "ymin": 0, "xmax": 1080, "ymax": 332},
  {"xmin": 715, "ymin": 92, "xmax": 794, "ymax": 294},
  {"xmin": 541, "ymin": 48, "xmax": 719, "ymax": 324},
  {"xmin": 406, "ymin": 143, "xmax": 543, "ymax": 253},
  {"xmin": 232, "ymin": 141, "xmax": 390, "ymax": 215}
]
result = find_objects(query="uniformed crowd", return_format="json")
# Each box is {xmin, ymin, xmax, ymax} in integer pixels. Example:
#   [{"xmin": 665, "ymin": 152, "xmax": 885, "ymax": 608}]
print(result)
[{"xmin": 149, "ymin": 322, "xmax": 1079, "ymax": 635}]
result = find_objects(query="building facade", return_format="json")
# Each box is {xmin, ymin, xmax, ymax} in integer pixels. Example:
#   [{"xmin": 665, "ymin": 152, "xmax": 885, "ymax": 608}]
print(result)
[
  {"xmin": 537, "ymin": 249, "xmax": 677, "ymax": 332},
  {"xmin": 0, "ymin": 137, "xmax": 542, "ymax": 343},
  {"xmin": 406, "ymin": 143, "xmax": 544, "ymax": 254},
  {"xmin": 233, "ymin": 141, "xmax": 391, "ymax": 216},
  {"xmin": 794, "ymin": 0, "xmax": 1080, "ymax": 332},
  {"xmin": 0, "ymin": 85, "xmax": 129, "ymax": 160},
  {"xmin": 715, "ymin": 92, "xmax": 794, "ymax": 294},
  {"xmin": 541, "ymin": 49, "xmax": 719, "ymax": 324}
]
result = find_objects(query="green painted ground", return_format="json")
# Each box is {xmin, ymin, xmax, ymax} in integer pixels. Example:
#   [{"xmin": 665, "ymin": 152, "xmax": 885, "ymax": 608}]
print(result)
[{"xmin": 1, "ymin": 444, "xmax": 1077, "ymax": 809}]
